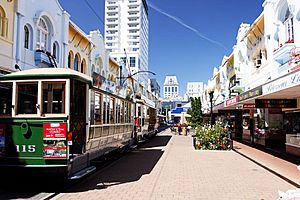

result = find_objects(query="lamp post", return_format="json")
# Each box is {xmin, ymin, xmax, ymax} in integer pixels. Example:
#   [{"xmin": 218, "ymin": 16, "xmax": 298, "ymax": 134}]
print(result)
[{"xmin": 207, "ymin": 80, "xmax": 215, "ymax": 125}]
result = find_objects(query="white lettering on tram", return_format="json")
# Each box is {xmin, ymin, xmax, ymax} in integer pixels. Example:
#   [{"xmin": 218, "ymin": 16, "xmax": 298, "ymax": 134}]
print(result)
[{"xmin": 15, "ymin": 145, "xmax": 36, "ymax": 153}]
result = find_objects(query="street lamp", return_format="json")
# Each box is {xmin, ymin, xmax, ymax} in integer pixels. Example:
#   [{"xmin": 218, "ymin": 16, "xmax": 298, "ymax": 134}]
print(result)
[{"xmin": 207, "ymin": 80, "xmax": 215, "ymax": 125}]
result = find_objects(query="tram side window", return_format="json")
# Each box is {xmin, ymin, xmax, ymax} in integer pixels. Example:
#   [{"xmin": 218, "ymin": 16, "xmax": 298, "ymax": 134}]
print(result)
[
  {"xmin": 95, "ymin": 93, "xmax": 102, "ymax": 124},
  {"xmin": 17, "ymin": 83, "xmax": 38, "ymax": 115},
  {"xmin": 110, "ymin": 97, "xmax": 115, "ymax": 124},
  {"xmin": 0, "ymin": 83, "xmax": 12, "ymax": 116},
  {"xmin": 103, "ymin": 95, "xmax": 109, "ymax": 124},
  {"xmin": 124, "ymin": 102, "xmax": 128, "ymax": 123},
  {"xmin": 42, "ymin": 82, "xmax": 65, "ymax": 114},
  {"xmin": 90, "ymin": 91, "xmax": 95, "ymax": 125},
  {"xmin": 121, "ymin": 101, "xmax": 124, "ymax": 123},
  {"xmin": 115, "ymin": 99, "xmax": 120, "ymax": 124}
]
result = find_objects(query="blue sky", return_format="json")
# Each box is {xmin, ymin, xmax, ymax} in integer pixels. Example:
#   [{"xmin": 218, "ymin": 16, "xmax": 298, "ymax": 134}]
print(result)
[{"xmin": 59, "ymin": 0, "xmax": 264, "ymax": 96}]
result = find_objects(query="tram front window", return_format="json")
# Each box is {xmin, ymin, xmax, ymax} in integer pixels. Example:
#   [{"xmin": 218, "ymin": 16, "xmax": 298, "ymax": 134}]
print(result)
[
  {"xmin": 0, "ymin": 83, "xmax": 12, "ymax": 117},
  {"xmin": 17, "ymin": 83, "xmax": 38, "ymax": 115},
  {"xmin": 42, "ymin": 82, "xmax": 65, "ymax": 114}
]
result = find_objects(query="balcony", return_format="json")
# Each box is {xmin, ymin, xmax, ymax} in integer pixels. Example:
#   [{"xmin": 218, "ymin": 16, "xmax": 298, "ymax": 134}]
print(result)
[
  {"xmin": 34, "ymin": 50, "xmax": 53, "ymax": 67},
  {"xmin": 273, "ymin": 41, "xmax": 295, "ymax": 65},
  {"xmin": 229, "ymin": 80, "xmax": 244, "ymax": 94}
]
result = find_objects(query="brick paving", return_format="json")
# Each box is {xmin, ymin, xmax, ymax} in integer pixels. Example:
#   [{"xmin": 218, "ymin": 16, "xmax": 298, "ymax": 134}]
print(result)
[{"xmin": 54, "ymin": 130, "xmax": 296, "ymax": 200}]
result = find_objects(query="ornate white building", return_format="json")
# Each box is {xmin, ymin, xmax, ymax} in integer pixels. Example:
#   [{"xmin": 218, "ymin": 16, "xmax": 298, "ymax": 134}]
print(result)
[{"xmin": 163, "ymin": 75, "xmax": 179, "ymax": 99}]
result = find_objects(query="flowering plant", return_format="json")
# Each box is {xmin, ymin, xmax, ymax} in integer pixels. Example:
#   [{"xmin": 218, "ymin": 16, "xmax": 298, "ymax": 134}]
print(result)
[{"xmin": 194, "ymin": 121, "xmax": 230, "ymax": 150}]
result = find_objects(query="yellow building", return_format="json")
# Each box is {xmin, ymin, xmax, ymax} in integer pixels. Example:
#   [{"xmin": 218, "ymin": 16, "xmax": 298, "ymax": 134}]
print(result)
[
  {"xmin": 108, "ymin": 57, "xmax": 119, "ymax": 83},
  {"xmin": 67, "ymin": 21, "xmax": 93, "ymax": 75},
  {"xmin": 0, "ymin": 0, "xmax": 15, "ymax": 74}
]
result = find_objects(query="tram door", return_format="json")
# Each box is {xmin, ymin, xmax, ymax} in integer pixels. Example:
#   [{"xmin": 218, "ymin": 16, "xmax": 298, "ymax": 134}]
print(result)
[{"xmin": 70, "ymin": 80, "xmax": 87, "ymax": 155}]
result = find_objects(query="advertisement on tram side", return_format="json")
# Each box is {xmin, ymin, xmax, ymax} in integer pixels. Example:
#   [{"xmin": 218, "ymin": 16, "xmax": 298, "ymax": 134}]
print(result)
[{"xmin": 43, "ymin": 123, "xmax": 67, "ymax": 158}]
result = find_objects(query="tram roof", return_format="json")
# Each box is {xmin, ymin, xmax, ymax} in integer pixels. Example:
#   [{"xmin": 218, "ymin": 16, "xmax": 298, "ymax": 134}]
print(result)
[{"xmin": 0, "ymin": 68, "xmax": 92, "ymax": 84}]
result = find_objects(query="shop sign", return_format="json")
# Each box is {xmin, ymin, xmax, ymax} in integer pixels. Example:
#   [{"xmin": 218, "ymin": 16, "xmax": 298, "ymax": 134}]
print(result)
[
  {"xmin": 263, "ymin": 71, "xmax": 300, "ymax": 95},
  {"xmin": 225, "ymin": 96, "xmax": 238, "ymax": 107},
  {"xmin": 43, "ymin": 123, "xmax": 67, "ymax": 138},
  {"xmin": 255, "ymin": 99, "xmax": 297, "ymax": 108},
  {"xmin": 243, "ymin": 104, "xmax": 256, "ymax": 109},
  {"xmin": 238, "ymin": 86, "xmax": 262, "ymax": 101}
]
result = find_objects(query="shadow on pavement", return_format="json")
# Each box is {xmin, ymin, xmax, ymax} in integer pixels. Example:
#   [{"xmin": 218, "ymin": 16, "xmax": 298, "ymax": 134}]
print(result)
[{"xmin": 65, "ymin": 135, "xmax": 172, "ymax": 192}]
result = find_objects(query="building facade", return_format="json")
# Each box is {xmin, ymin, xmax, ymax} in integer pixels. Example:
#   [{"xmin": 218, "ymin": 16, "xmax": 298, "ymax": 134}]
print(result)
[
  {"xmin": 186, "ymin": 82, "xmax": 203, "ymax": 98},
  {"xmin": 14, "ymin": 0, "xmax": 70, "ymax": 70},
  {"xmin": 104, "ymin": 0, "xmax": 149, "ymax": 86},
  {"xmin": 0, "ymin": 0, "xmax": 15, "ymax": 74},
  {"xmin": 150, "ymin": 78, "xmax": 160, "ymax": 97},
  {"xmin": 203, "ymin": 0, "xmax": 300, "ymax": 156},
  {"xmin": 66, "ymin": 21, "xmax": 92, "ymax": 76},
  {"xmin": 163, "ymin": 75, "xmax": 179, "ymax": 99}
]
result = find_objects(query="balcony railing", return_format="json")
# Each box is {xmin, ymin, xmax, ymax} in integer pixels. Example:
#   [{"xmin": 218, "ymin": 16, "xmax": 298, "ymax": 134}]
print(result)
[
  {"xmin": 34, "ymin": 50, "xmax": 55, "ymax": 67},
  {"xmin": 273, "ymin": 40, "xmax": 295, "ymax": 65}
]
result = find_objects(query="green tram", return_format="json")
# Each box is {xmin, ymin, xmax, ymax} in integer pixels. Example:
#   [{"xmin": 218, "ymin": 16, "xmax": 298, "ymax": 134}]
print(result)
[{"xmin": 0, "ymin": 68, "xmax": 135, "ymax": 178}]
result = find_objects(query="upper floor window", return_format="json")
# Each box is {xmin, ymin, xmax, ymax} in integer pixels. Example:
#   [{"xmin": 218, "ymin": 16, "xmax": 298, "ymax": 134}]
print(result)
[
  {"xmin": 74, "ymin": 54, "xmax": 80, "ymax": 71},
  {"xmin": 0, "ymin": 6, "xmax": 8, "ymax": 38},
  {"xmin": 24, "ymin": 26, "xmax": 29, "ymax": 49},
  {"xmin": 130, "ymin": 57, "xmax": 136, "ymax": 67},
  {"xmin": 52, "ymin": 42, "xmax": 60, "ymax": 61},
  {"xmin": 36, "ymin": 17, "xmax": 49, "ymax": 51},
  {"xmin": 284, "ymin": 9, "xmax": 294, "ymax": 42}
]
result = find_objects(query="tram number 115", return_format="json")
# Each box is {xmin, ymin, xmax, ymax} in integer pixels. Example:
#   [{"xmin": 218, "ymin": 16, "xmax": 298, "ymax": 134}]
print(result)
[{"xmin": 15, "ymin": 145, "xmax": 36, "ymax": 153}]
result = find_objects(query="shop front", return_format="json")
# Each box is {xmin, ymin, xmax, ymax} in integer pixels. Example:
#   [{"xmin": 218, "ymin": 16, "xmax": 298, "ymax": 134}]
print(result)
[{"xmin": 262, "ymin": 69, "xmax": 300, "ymax": 156}]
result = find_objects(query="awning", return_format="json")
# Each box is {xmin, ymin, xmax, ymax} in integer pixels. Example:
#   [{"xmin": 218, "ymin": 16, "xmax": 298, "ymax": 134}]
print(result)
[{"xmin": 171, "ymin": 107, "xmax": 185, "ymax": 114}]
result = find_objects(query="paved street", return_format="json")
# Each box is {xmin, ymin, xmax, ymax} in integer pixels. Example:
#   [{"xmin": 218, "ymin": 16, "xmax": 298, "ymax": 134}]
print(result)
[{"xmin": 53, "ymin": 129, "xmax": 296, "ymax": 200}]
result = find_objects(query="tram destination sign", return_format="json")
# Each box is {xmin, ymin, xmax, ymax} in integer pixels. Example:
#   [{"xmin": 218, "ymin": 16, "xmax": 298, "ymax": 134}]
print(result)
[{"xmin": 255, "ymin": 99, "xmax": 297, "ymax": 108}]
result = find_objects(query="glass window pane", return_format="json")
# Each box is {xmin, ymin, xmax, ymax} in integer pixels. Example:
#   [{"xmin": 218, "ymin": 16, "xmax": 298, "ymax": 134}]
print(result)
[
  {"xmin": 0, "ymin": 82, "xmax": 12, "ymax": 117},
  {"xmin": 17, "ymin": 83, "xmax": 38, "ymax": 114},
  {"xmin": 42, "ymin": 82, "xmax": 65, "ymax": 114},
  {"xmin": 95, "ymin": 93, "xmax": 102, "ymax": 125}
]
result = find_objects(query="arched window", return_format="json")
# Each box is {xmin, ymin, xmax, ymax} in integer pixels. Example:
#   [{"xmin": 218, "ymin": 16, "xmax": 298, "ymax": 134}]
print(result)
[
  {"xmin": 52, "ymin": 42, "xmax": 59, "ymax": 60},
  {"xmin": 74, "ymin": 54, "xmax": 80, "ymax": 71},
  {"xmin": 81, "ymin": 59, "xmax": 86, "ymax": 74},
  {"xmin": 36, "ymin": 17, "xmax": 49, "ymax": 51},
  {"xmin": 68, "ymin": 51, "xmax": 73, "ymax": 68},
  {"xmin": 283, "ymin": 8, "xmax": 294, "ymax": 42},
  {"xmin": 0, "ymin": 6, "xmax": 8, "ymax": 38},
  {"xmin": 24, "ymin": 26, "xmax": 29, "ymax": 49}
]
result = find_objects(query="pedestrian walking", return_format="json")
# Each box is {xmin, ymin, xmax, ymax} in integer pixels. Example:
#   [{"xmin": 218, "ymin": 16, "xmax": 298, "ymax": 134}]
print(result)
[
  {"xmin": 178, "ymin": 125, "xmax": 182, "ymax": 135},
  {"xmin": 187, "ymin": 125, "xmax": 191, "ymax": 135}
]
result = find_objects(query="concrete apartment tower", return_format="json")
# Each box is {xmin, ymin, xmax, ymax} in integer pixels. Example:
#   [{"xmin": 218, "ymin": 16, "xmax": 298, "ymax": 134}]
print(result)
[
  {"xmin": 164, "ymin": 75, "xmax": 179, "ymax": 99},
  {"xmin": 104, "ymin": 0, "xmax": 149, "ymax": 86},
  {"xmin": 186, "ymin": 82, "xmax": 204, "ymax": 98}
]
